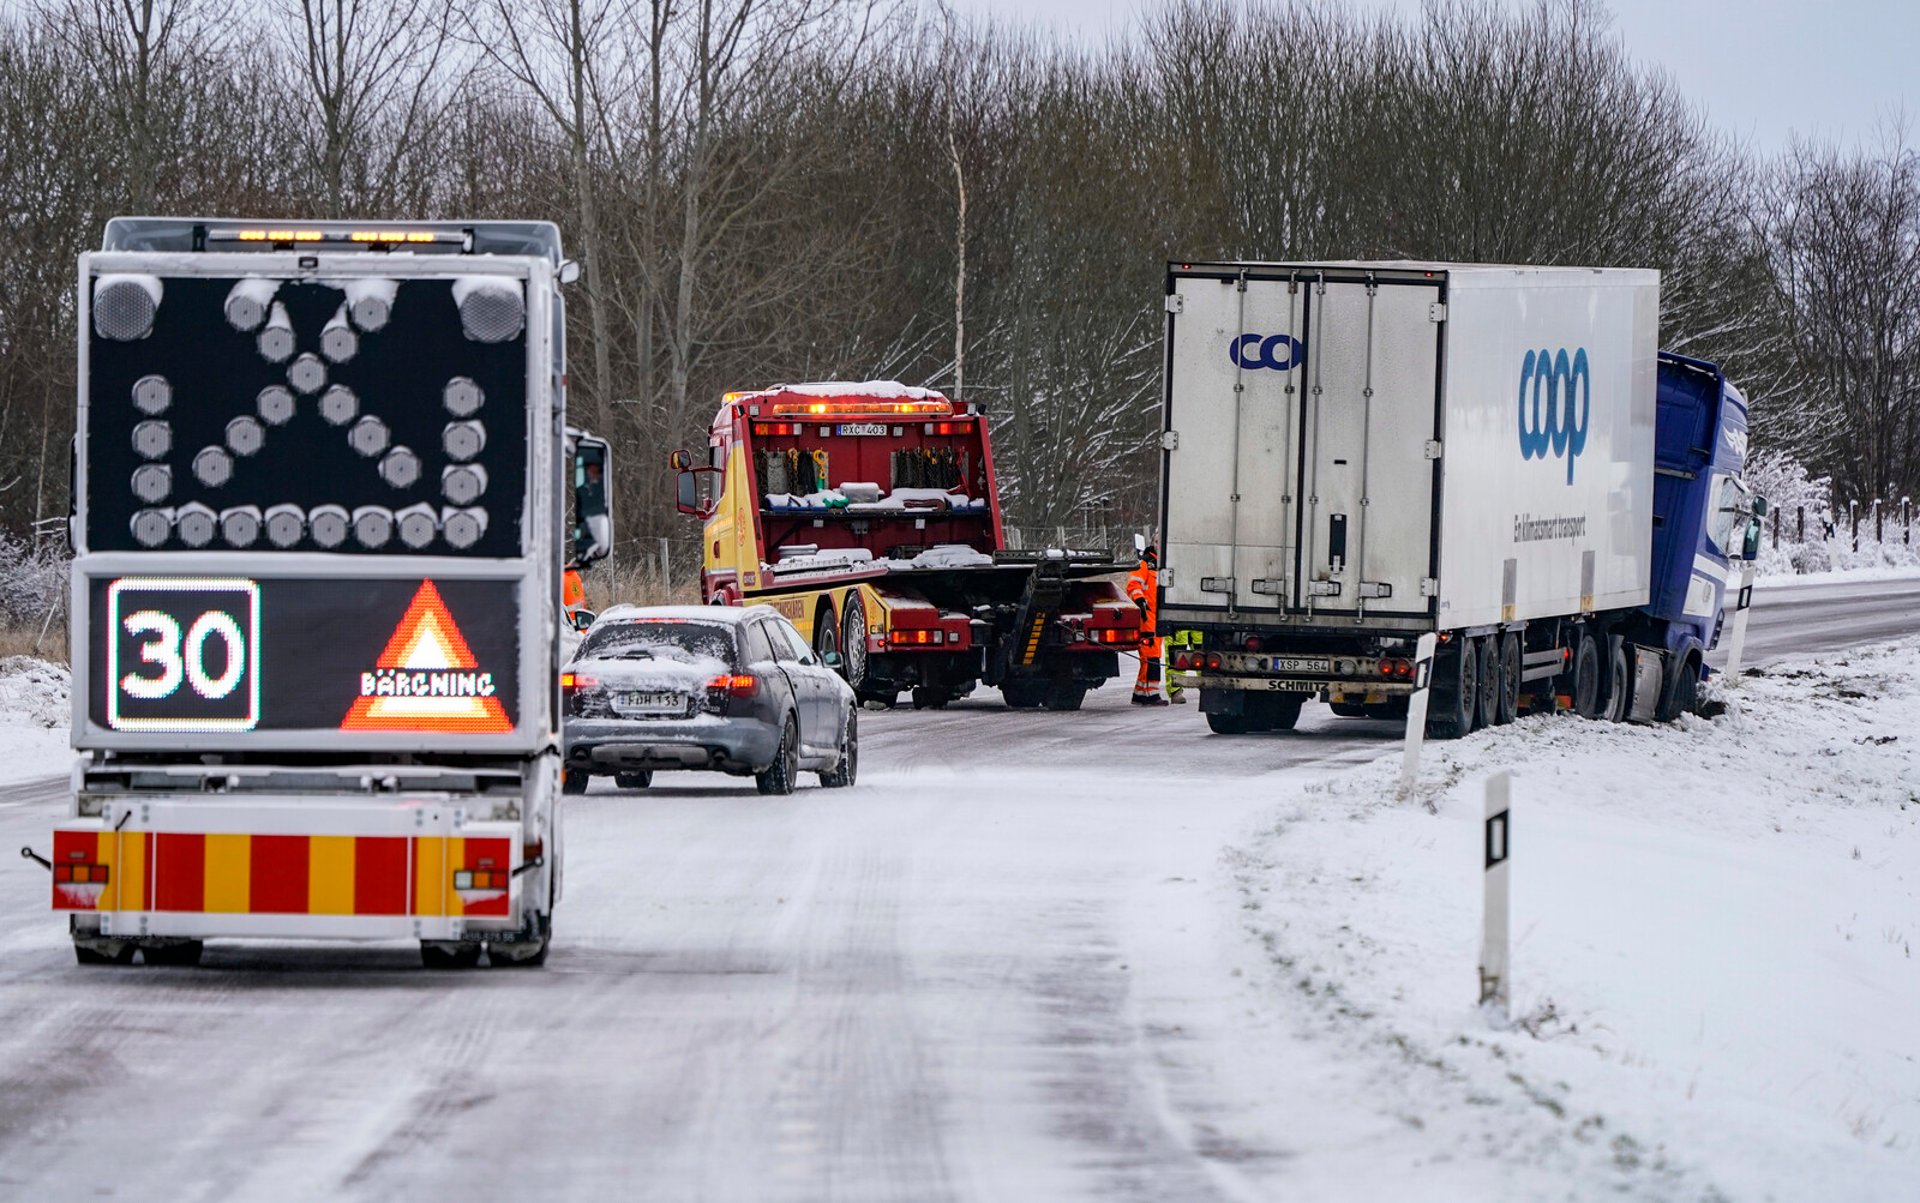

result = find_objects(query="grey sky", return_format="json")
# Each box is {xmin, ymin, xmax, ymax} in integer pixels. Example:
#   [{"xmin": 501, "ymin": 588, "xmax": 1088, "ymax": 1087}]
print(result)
[{"xmin": 946, "ymin": 0, "xmax": 1916, "ymax": 154}]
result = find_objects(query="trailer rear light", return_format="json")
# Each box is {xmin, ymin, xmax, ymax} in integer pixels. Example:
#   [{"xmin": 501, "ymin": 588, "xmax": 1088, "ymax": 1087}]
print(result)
[
  {"xmin": 1244, "ymin": 636, "xmax": 1263, "ymax": 652},
  {"xmin": 1206, "ymin": 652, "xmax": 1223, "ymax": 670},
  {"xmin": 54, "ymin": 863, "xmax": 108, "ymax": 885}
]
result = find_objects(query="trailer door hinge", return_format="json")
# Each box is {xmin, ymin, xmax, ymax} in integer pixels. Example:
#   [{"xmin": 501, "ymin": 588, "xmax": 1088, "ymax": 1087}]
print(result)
[
  {"xmin": 1419, "ymin": 577, "xmax": 1439, "ymax": 597},
  {"xmin": 1428, "ymin": 302, "xmax": 1447, "ymax": 323},
  {"xmin": 1307, "ymin": 580, "xmax": 1342, "ymax": 597},
  {"xmin": 1357, "ymin": 582, "xmax": 1392, "ymax": 599},
  {"xmin": 1165, "ymin": 294, "xmax": 1185, "ymax": 314},
  {"xmin": 1423, "ymin": 440, "xmax": 1443, "ymax": 460},
  {"xmin": 1160, "ymin": 430, "xmax": 1179, "ymax": 451}
]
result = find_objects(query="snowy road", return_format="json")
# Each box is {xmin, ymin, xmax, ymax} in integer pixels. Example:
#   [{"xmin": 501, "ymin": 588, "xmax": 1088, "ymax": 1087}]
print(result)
[{"xmin": 0, "ymin": 577, "xmax": 1914, "ymax": 1200}]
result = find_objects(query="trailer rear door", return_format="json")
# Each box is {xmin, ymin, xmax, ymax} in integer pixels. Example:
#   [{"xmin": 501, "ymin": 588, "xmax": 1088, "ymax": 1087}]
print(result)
[{"xmin": 1161, "ymin": 266, "xmax": 1443, "ymax": 620}]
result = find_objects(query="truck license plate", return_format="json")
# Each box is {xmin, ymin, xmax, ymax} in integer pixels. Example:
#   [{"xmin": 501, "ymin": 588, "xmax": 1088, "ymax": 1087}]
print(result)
[
  {"xmin": 615, "ymin": 690, "xmax": 684, "ymax": 715},
  {"xmin": 1267, "ymin": 657, "xmax": 1330, "ymax": 673},
  {"xmin": 835, "ymin": 423, "xmax": 888, "ymax": 437}
]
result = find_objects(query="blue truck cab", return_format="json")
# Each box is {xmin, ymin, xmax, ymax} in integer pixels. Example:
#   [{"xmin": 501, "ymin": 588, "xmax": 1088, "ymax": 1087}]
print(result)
[{"xmin": 1637, "ymin": 351, "xmax": 1764, "ymax": 693}]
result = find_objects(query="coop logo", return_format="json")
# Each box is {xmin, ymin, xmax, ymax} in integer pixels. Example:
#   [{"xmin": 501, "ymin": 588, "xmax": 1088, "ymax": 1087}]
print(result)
[
  {"xmin": 1228, "ymin": 333, "xmax": 1305, "ymax": 372},
  {"xmin": 1516, "ymin": 347, "xmax": 1591, "ymax": 485}
]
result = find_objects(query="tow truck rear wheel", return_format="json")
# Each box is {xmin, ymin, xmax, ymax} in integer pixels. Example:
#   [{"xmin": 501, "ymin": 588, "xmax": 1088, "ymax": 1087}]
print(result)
[
  {"xmin": 1002, "ymin": 680, "xmax": 1045, "ymax": 709},
  {"xmin": 840, "ymin": 597, "xmax": 869, "ymax": 689},
  {"xmin": 813, "ymin": 608, "xmax": 840, "ymax": 671},
  {"xmin": 420, "ymin": 941, "xmax": 482, "ymax": 969},
  {"xmin": 911, "ymin": 686, "xmax": 949, "ymax": 710},
  {"xmin": 1042, "ymin": 684, "xmax": 1087, "ymax": 711}
]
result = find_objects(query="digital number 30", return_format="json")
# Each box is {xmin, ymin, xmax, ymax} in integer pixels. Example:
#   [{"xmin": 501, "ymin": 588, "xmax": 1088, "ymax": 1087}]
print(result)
[{"xmin": 121, "ymin": 609, "xmax": 247, "ymax": 700}]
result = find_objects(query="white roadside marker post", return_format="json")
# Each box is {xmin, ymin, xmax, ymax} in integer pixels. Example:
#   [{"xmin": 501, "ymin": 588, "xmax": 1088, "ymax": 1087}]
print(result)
[
  {"xmin": 1721, "ymin": 561, "xmax": 1758, "ymax": 683},
  {"xmin": 1396, "ymin": 633, "xmax": 1440, "ymax": 800},
  {"xmin": 1480, "ymin": 771, "xmax": 1512, "ymax": 1017}
]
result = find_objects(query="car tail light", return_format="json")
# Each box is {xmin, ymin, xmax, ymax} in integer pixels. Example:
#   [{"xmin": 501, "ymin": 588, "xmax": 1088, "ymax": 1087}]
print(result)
[
  {"xmin": 560, "ymin": 672, "xmax": 598, "ymax": 690},
  {"xmin": 707, "ymin": 673, "xmax": 758, "ymax": 698}
]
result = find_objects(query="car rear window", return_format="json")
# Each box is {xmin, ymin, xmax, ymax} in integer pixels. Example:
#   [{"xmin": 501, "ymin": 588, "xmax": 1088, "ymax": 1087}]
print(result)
[{"xmin": 580, "ymin": 620, "xmax": 738, "ymax": 667}]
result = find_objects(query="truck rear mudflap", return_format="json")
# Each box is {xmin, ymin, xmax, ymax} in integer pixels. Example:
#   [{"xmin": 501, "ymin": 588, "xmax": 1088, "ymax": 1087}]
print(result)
[{"xmin": 50, "ymin": 799, "xmax": 523, "ymax": 943}]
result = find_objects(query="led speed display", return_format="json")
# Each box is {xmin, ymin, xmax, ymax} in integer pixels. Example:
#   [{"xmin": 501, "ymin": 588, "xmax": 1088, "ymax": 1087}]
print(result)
[
  {"xmin": 91, "ymin": 576, "xmax": 519, "ymax": 735},
  {"xmin": 85, "ymin": 273, "xmax": 527, "ymax": 557}
]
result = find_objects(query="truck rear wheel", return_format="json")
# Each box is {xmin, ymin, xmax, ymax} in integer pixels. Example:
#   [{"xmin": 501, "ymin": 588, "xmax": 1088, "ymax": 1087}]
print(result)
[
  {"xmin": 421, "ymin": 941, "xmax": 482, "ymax": 969},
  {"xmin": 1042, "ymin": 684, "xmax": 1087, "ymax": 711},
  {"xmin": 911, "ymin": 686, "xmax": 950, "ymax": 710},
  {"xmin": 1657, "ymin": 652, "xmax": 1700, "ymax": 721},
  {"xmin": 1206, "ymin": 710, "xmax": 1251, "ymax": 735},
  {"xmin": 141, "ymin": 940, "xmax": 204, "ymax": 967},
  {"xmin": 1002, "ymin": 680, "xmax": 1045, "ymax": 709},
  {"xmin": 1473, "ymin": 637, "xmax": 1498, "ymax": 730}
]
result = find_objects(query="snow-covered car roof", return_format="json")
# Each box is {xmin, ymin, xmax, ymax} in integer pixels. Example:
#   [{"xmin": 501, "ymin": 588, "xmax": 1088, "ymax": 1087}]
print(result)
[{"xmin": 591, "ymin": 603, "xmax": 778, "ymax": 627}]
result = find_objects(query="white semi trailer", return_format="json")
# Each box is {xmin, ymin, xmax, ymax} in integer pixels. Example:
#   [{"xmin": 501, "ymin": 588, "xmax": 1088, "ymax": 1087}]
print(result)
[{"xmin": 1158, "ymin": 260, "xmax": 1761, "ymax": 737}]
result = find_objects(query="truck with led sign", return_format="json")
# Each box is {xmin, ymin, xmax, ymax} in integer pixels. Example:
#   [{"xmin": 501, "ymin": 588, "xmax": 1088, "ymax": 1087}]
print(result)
[{"xmin": 40, "ymin": 217, "xmax": 614, "ymax": 969}]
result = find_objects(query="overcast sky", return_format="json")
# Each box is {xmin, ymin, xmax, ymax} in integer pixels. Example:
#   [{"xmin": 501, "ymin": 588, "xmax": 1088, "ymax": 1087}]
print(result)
[{"xmin": 946, "ymin": 0, "xmax": 1915, "ymax": 154}]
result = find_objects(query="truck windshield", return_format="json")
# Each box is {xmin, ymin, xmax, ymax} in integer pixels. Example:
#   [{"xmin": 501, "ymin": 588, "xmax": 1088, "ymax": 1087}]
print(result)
[{"xmin": 581, "ymin": 621, "xmax": 737, "ymax": 667}]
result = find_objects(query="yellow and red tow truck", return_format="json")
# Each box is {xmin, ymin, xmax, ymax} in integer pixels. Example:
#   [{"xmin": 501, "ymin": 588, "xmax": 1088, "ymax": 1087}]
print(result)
[{"xmin": 671, "ymin": 382, "xmax": 1140, "ymax": 710}]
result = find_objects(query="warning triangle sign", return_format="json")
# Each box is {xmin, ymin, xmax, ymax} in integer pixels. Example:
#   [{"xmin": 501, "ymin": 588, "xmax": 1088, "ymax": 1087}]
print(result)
[{"xmin": 341, "ymin": 580, "xmax": 513, "ymax": 733}]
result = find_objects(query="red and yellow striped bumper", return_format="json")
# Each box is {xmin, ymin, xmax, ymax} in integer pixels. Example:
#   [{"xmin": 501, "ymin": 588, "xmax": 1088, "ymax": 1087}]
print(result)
[{"xmin": 51, "ymin": 804, "xmax": 521, "ymax": 941}]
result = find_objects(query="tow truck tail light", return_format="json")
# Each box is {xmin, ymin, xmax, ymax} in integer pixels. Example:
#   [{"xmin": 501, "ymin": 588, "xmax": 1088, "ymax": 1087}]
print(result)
[
  {"xmin": 929, "ymin": 420, "xmax": 971, "ymax": 434},
  {"xmin": 889, "ymin": 629, "xmax": 945, "ymax": 646},
  {"xmin": 752, "ymin": 422, "xmax": 800, "ymax": 436}
]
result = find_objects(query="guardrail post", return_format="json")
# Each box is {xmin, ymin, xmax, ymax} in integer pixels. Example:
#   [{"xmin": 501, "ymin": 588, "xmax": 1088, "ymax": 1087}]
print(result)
[
  {"xmin": 1396, "ymin": 633, "xmax": 1439, "ymax": 800},
  {"xmin": 1480, "ymin": 771, "xmax": 1511, "ymax": 1017}
]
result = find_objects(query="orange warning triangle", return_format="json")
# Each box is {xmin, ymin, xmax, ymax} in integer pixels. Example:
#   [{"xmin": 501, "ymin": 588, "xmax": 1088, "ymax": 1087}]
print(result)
[{"xmin": 342, "ymin": 579, "xmax": 513, "ymax": 734}]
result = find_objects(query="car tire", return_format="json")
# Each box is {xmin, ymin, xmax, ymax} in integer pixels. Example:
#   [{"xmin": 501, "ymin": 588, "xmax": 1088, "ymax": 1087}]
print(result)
[
  {"xmin": 820, "ymin": 707, "xmax": 858, "ymax": 788},
  {"xmin": 562, "ymin": 768, "xmax": 589, "ymax": 795},
  {"xmin": 756, "ymin": 716, "xmax": 799, "ymax": 796},
  {"xmin": 613, "ymin": 771, "xmax": 652, "ymax": 790}
]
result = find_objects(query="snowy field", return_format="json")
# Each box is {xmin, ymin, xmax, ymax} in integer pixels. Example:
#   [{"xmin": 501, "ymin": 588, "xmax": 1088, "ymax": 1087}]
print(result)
[{"xmin": 1233, "ymin": 639, "xmax": 1920, "ymax": 1200}]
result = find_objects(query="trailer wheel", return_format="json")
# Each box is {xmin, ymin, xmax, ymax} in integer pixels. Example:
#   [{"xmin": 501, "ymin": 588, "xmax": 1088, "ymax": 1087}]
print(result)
[
  {"xmin": 1426, "ymin": 638, "xmax": 1476, "ymax": 740},
  {"xmin": 1252, "ymin": 692, "xmax": 1303, "ymax": 732},
  {"xmin": 1329, "ymin": 701, "xmax": 1370, "ymax": 718},
  {"xmin": 421, "ymin": 941, "xmax": 482, "ymax": 969},
  {"xmin": 840, "ymin": 597, "xmax": 869, "ymax": 688},
  {"xmin": 1473, "ymin": 637, "xmax": 1498, "ymax": 730},
  {"xmin": 1572, "ymin": 631, "xmax": 1604, "ymax": 719},
  {"xmin": 141, "ymin": 940, "xmax": 204, "ymax": 967},
  {"xmin": 1494, "ymin": 633, "xmax": 1521, "ymax": 725}
]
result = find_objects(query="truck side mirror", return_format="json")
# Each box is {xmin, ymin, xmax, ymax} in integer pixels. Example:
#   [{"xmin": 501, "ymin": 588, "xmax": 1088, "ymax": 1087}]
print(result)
[
  {"xmin": 1752, "ymin": 495, "xmax": 1769, "ymax": 517},
  {"xmin": 569, "ymin": 433, "xmax": 613, "ymax": 565},
  {"xmin": 1134, "ymin": 532, "xmax": 1147, "ymax": 554},
  {"xmin": 1743, "ymin": 520, "xmax": 1762, "ymax": 561}
]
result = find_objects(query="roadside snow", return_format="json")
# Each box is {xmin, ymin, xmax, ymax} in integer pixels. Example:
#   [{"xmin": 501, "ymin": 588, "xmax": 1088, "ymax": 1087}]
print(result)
[
  {"xmin": 1230, "ymin": 640, "xmax": 1920, "ymax": 1200},
  {"xmin": 0, "ymin": 657, "xmax": 71, "ymax": 784},
  {"xmin": 1755, "ymin": 562, "xmax": 1920, "ymax": 588}
]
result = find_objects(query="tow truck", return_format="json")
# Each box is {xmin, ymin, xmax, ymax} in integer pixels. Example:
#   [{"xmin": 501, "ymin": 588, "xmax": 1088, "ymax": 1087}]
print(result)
[{"xmin": 670, "ymin": 382, "xmax": 1140, "ymax": 710}]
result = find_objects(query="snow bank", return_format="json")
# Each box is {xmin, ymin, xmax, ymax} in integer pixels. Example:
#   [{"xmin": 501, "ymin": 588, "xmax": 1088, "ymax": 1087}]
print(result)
[
  {"xmin": 0, "ymin": 657, "xmax": 71, "ymax": 784},
  {"xmin": 1230, "ymin": 641, "xmax": 1920, "ymax": 1199}
]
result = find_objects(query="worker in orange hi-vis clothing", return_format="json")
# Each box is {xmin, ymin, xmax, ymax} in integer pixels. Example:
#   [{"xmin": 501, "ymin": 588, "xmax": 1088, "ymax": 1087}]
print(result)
[
  {"xmin": 563, "ymin": 566, "xmax": 587, "ymax": 619},
  {"xmin": 1126, "ymin": 536, "xmax": 1168, "ymax": 706}
]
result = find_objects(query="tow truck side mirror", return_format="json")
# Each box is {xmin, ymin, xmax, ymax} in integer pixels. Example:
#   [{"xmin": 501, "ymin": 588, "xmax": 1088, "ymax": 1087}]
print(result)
[
  {"xmin": 570, "ymin": 433, "xmax": 614, "ymax": 565},
  {"xmin": 675, "ymin": 466, "xmax": 720, "ymax": 517}
]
